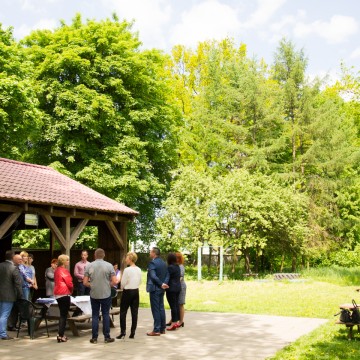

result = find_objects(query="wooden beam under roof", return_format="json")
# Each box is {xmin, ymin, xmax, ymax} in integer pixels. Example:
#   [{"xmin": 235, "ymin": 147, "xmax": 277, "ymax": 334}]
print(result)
[{"xmin": 0, "ymin": 211, "xmax": 21, "ymax": 239}]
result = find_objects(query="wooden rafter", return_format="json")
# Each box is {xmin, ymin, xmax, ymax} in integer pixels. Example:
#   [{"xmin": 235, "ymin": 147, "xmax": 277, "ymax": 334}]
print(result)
[{"xmin": 0, "ymin": 203, "xmax": 132, "ymax": 222}]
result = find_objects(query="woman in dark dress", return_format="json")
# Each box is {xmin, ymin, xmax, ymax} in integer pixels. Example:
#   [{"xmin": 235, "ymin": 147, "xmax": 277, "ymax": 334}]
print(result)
[{"xmin": 165, "ymin": 253, "xmax": 181, "ymax": 331}]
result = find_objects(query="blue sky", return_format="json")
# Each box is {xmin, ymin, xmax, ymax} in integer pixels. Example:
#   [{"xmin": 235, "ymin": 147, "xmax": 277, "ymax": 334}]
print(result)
[{"xmin": 1, "ymin": 0, "xmax": 359, "ymax": 81}]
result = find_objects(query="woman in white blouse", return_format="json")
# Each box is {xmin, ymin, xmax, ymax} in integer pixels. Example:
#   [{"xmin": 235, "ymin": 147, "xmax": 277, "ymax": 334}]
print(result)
[{"xmin": 116, "ymin": 252, "xmax": 142, "ymax": 340}]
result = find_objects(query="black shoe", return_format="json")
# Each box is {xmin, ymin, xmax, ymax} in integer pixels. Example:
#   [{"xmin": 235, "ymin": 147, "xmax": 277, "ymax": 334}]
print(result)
[
  {"xmin": 105, "ymin": 337, "xmax": 115, "ymax": 343},
  {"xmin": 90, "ymin": 338, "xmax": 97, "ymax": 344},
  {"xmin": 1, "ymin": 336, "xmax": 14, "ymax": 340},
  {"xmin": 116, "ymin": 333, "xmax": 125, "ymax": 340},
  {"xmin": 166, "ymin": 321, "xmax": 171, "ymax": 326},
  {"xmin": 129, "ymin": 333, "xmax": 135, "ymax": 339}
]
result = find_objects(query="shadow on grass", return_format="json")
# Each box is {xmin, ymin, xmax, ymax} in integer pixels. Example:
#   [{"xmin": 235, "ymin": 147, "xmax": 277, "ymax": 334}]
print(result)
[{"xmin": 272, "ymin": 323, "xmax": 360, "ymax": 360}]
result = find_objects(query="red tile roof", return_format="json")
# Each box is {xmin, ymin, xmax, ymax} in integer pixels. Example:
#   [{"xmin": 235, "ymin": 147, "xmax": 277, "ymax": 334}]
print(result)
[{"xmin": 0, "ymin": 158, "xmax": 138, "ymax": 215}]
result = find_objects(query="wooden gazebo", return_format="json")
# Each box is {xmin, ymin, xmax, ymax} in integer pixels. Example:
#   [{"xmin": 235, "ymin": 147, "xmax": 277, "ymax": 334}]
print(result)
[{"xmin": 0, "ymin": 157, "xmax": 138, "ymax": 266}]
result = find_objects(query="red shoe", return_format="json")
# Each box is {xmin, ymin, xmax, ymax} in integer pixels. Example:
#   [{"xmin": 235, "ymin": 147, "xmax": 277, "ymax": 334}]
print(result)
[{"xmin": 166, "ymin": 324, "xmax": 178, "ymax": 331}]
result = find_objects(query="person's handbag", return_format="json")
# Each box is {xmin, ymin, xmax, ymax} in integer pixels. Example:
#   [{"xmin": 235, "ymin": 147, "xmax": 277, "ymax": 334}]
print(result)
[
  {"xmin": 338, "ymin": 309, "xmax": 352, "ymax": 323},
  {"xmin": 351, "ymin": 299, "xmax": 360, "ymax": 324}
]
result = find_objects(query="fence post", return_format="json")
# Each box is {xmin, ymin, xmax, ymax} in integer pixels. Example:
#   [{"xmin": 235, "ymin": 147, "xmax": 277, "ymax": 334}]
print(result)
[
  {"xmin": 197, "ymin": 246, "xmax": 202, "ymax": 281},
  {"xmin": 219, "ymin": 246, "xmax": 223, "ymax": 281}
]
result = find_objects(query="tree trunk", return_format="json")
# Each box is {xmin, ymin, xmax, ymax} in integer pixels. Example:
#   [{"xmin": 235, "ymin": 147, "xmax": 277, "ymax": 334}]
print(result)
[
  {"xmin": 280, "ymin": 253, "xmax": 285, "ymax": 272},
  {"xmin": 232, "ymin": 248, "xmax": 237, "ymax": 273},
  {"xmin": 292, "ymin": 255, "xmax": 297, "ymax": 272},
  {"xmin": 244, "ymin": 248, "xmax": 250, "ymax": 273},
  {"xmin": 255, "ymin": 249, "xmax": 259, "ymax": 273},
  {"xmin": 207, "ymin": 246, "xmax": 212, "ymax": 271}
]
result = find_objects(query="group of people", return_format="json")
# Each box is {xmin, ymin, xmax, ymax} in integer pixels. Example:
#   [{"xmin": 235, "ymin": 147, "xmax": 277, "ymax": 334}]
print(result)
[
  {"xmin": 146, "ymin": 247, "xmax": 186, "ymax": 336},
  {"xmin": 0, "ymin": 246, "xmax": 186, "ymax": 343},
  {"xmin": 48, "ymin": 248, "xmax": 143, "ymax": 344},
  {"xmin": 0, "ymin": 250, "xmax": 40, "ymax": 340}
]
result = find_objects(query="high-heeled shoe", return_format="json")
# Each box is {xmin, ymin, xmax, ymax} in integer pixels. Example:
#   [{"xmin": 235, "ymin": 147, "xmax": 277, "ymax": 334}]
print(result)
[
  {"xmin": 166, "ymin": 321, "xmax": 172, "ymax": 326},
  {"xmin": 178, "ymin": 322, "xmax": 184, "ymax": 327},
  {"xmin": 57, "ymin": 335, "xmax": 68, "ymax": 342},
  {"xmin": 129, "ymin": 333, "xmax": 135, "ymax": 339},
  {"xmin": 166, "ymin": 324, "xmax": 178, "ymax": 331},
  {"xmin": 116, "ymin": 333, "xmax": 126, "ymax": 340}
]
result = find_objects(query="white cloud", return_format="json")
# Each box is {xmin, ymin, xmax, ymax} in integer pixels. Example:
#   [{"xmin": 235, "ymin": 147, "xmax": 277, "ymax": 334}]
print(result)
[
  {"xmin": 294, "ymin": 15, "xmax": 358, "ymax": 44},
  {"xmin": 20, "ymin": 0, "xmax": 59, "ymax": 11},
  {"xmin": 14, "ymin": 18, "xmax": 58, "ymax": 39},
  {"xmin": 170, "ymin": 0, "xmax": 240, "ymax": 47},
  {"xmin": 350, "ymin": 47, "xmax": 360, "ymax": 59},
  {"xmin": 242, "ymin": 0, "xmax": 287, "ymax": 29},
  {"xmin": 268, "ymin": 10, "xmax": 306, "ymax": 43},
  {"xmin": 102, "ymin": 0, "xmax": 172, "ymax": 49}
]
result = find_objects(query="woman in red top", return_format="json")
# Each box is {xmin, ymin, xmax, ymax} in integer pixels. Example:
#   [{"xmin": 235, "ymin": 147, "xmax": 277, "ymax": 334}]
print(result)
[{"xmin": 54, "ymin": 254, "xmax": 73, "ymax": 342}]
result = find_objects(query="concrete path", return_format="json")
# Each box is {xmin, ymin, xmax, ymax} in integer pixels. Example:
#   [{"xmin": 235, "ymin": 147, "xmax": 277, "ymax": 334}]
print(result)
[{"xmin": 0, "ymin": 308, "xmax": 327, "ymax": 360}]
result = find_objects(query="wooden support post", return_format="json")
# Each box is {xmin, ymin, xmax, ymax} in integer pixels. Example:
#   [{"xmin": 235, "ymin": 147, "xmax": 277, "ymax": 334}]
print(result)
[
  {"xmin": 70, "ymin": 219, "xmax": 88, "ymax": 248},
  {"xmin": 119, "ymin": 222, "xmax": 128, "ymax": 273},
  {"xmin": 0, "ymin": 212, "xmax": 22, "ymax": 239},
  {"xmin": 105, "ymin": 221, "xmax": 125, "ymax": 250},
  {"xmin": 62, "ymin": 217, "xmax": 71, "ymax": 257},
  {"xmin": 42, "ymin": 214, "xmax": 66, "ymax": 248}
]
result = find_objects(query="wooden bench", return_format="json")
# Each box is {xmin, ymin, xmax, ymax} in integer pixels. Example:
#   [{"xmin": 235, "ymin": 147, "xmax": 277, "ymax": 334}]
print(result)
[
  {"xmin": 273, "ymin": 273, "xmax": 300, "ymax": 280},
  {"xmin": 336, "ymin": 303, "xmax": 360, "ymax": 339},
  {"xmin": 67, "ymin": 314, "xmax": 92, "ymax": 336},
  {"xmin": 67, "ymin": 310, "xmax": 119, "ymax": 336},
  {"xmin": 109, "ymin": 307, "xmax": 120, "ymax": 316},
  {"xmin": 243, "ymin": 273, "xmax": 258, "ymax": 278}
]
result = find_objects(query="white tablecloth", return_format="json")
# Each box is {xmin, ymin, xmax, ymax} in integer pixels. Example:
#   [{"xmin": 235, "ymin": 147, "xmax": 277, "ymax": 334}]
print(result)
[{"xmin": 37, "ymin": 296, "xmax": 92, "ymax": 315}]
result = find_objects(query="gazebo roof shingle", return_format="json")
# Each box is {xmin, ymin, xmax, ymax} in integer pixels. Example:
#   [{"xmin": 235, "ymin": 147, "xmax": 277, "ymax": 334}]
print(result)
[{"xmin": 0, "ymin": 158, "xmax": 138, "ymax": 215}]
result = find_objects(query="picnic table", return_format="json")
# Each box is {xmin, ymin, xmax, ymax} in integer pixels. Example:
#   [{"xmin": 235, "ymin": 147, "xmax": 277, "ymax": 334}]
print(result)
[{"xmin": 36, "ymin": 296, "xmax": 120, "ymax": 336}]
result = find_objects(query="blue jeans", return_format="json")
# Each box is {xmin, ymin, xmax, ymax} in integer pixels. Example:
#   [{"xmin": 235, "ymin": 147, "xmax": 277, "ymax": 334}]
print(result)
[
  {"xmin": 90, "ymin": 296, "xmax": 112, "ymax": 339},
  {"xmin": 149, "ymin": 289, "xmax": 166, "ymax": 333},
  {"xmin": 0, "ymin": 301, "xmax": 14, "ymax": 338},
  {"xmin": 77, "ymin": 282, "xmax": 90, "ymax": 296},
  {"xmin": 22, "ymin": 287, "xmax": 30, "ymax": 301}
]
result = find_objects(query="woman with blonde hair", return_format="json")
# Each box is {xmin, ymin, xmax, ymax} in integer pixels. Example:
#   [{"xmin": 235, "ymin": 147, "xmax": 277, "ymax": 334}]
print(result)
[
  {"xmin": 116, "ymin": 252, "xmax": 141, "ymax": 340},
  {"xmin": 54, "ymin": 254, "xmax": 73, "ymax": 342},
  {"xmin": 18, "ymin": 251, "xmax": 34, "ymax": 300}
]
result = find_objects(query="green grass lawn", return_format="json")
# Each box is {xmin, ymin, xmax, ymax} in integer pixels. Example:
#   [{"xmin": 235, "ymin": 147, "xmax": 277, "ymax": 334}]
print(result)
[{"xmin": 138, "ymin": 266, "xmax": 360, "ymax": 359}]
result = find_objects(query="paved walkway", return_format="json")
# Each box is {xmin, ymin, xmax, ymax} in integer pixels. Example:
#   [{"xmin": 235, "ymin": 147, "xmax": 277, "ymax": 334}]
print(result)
[{"xmin": 0, "ymin": 308, "xmax": 327, "ymax": 360}]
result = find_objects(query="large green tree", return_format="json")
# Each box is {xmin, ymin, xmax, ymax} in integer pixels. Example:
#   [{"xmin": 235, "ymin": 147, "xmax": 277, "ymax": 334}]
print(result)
[
  {"xmin": 21, "ymin": 15, "xmax": 180, "ymax": 243},
  {"xmin": 0, "ymin": 24, "xmax": 42, "ymax": 159}
]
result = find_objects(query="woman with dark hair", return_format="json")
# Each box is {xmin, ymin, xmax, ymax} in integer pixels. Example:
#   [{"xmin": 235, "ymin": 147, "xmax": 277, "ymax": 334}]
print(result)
[
  {"xmin": 54, "ymin": 254, "xmax": 73, "ymax": 343},
  {"xmin": 165, "ymin": 253, "xmax": 181, "ymax": 331}
]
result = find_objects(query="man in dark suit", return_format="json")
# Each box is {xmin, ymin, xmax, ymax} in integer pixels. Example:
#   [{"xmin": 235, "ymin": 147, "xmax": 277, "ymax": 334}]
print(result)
[
  {"xmin": 0, "ymin": 250, "xmax": 23, "ymax": 340},
  {"xmin": 146, "ymin": 247, "xmax": 169, "ymax": 336}
]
